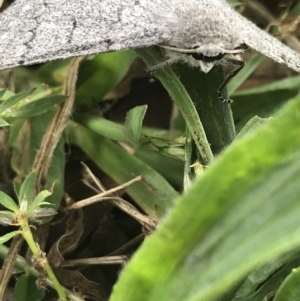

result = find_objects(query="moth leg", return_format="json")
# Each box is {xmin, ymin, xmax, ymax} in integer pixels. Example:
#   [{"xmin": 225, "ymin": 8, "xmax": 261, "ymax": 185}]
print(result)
[
  {"xmin": 146, "ymin": 58, "xmax": 179, "ymax": 73},
  {"xmin": 217, "ymin": 59, "xmax": 245, "ymax": 104}
]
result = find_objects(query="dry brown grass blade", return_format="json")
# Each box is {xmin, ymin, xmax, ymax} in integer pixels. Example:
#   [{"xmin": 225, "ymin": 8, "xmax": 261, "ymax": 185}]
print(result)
[
  {"xmin": 70, "ymin": 172, "xmax": 157, "ymax": 231},
  {"xmin": 33, "ymin": 56, "xmax": 84, "ymax": 192}
]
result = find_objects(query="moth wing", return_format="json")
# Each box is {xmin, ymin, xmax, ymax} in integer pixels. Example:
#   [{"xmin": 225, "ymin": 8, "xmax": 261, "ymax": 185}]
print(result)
[
  {"xmin": 237, "ymin": 13, "xmax": 300, "ymax": 73},
  {"xmin": 0, "ymin": 0, "xmax": 168, "ymax": 70}
]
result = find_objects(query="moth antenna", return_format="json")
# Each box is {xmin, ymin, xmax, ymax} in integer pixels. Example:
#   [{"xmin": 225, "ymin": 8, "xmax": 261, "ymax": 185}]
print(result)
[{"xmin": 160, "ymin": 45, "xmax": 245, "ymax": 55}]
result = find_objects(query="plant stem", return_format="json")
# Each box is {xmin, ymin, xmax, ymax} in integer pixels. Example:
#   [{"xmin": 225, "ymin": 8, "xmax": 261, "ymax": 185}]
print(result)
[
  {"xmin": 0, "ymin": 244, "xmax": 85, "ymax": 301},
  {"xmin": 20, "ymin": 217, "xmax": 67, "ymax": 300}
]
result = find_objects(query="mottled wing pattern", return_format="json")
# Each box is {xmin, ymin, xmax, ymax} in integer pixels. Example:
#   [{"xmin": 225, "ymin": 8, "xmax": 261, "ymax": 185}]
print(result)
[
  {"xmin": 236, "ymin": 11, "xmax": 300, "ymax": 73},
  {"xmin": 1, "ymin": 0, "xmax": 300, "ymax": 74},
  {"xmin": 0, "ymin": 0, "xmax": 169, "ymax": 70}
]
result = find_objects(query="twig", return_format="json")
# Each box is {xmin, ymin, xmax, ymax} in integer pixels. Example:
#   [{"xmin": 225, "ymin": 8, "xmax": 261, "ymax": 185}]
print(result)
[
  {"xmin": 69, "ymin": 176, "xmax": 142, "ymax": 209},
  {"xmin": 0, "ymin": 234, "xmax": 23, "ymax": 300},
  {"xmin": 62, "ymin": 255, "xmax": 128, "ymax": 268}
]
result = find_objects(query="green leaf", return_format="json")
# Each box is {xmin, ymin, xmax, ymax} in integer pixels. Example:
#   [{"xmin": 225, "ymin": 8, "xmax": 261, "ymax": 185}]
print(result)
[
  {"xmin": 76, "ymin": 113, "xmax": 169, "ymax": 142},
  {"xmin": 18, "ymin": 172, "xmax": 37, "ymax": 205},
  {"xmin": 0, "ymin": 230, "xmax": 22, "ymax": 245},
  {"xmin": 135, "ymin": 48, "xmax": 213, "ymax": 165},
  {"xmin": 0, "ymin": 89, "xmax": 35, "ymax": 115},
  {"xmin": 67, "ymin": 120, "xmax": 179, "ymax": 218},
  {"xmin": 75, "ymin": 50, "xmax": 136, "ymax": 104},
  {"xmin": 227, "ymin": 54, "xmax": 265, "ymax": 96},
  {"xmin": 233, "ymin": 76, "xmax": 300, "ymax": 97},
  {"xmin": 0, "ymin": 191, "xmax": 19, "ymax": 212},
  {"xmin": 109, "ymin": 95, "xmax": 300, "ymax": 301},
  {"xmin": 125, "ymin": 105, "xmax": 148, "ymax": 148},
  {"xmin": 236, "ymin": 116, "xmax": 269, "ymax": 139},
  {"xmin": 0, "ymin": 118, "xmax": 10, "ymax": 127},
  {"xmin": 0, "ymin": 89, "xmax": 6, "ymax": 99},
  {"xmin": 291, "ymin": 1, "xmax": 300, "ymax": 15},
  {"xmin": 273, "ymin": 266, "xmax": 300, "ymax": 301},
  {"xmin": 174, "ymin": 64, "xmax": 235, "ymax": 154},
  {"xmin": 28, "ymin": 189, "xmax": 52, "ymax": 216},
  {"xmin": 7, "ymin": 95, "xmax": 66, "ymax": 118},
  {"xmin": 14, "ymin": 273, "xmax": 45, "ymax": 301},
  {"xmin": 37, "ymin": 59, "xmax": 70, "ymax": 86}
]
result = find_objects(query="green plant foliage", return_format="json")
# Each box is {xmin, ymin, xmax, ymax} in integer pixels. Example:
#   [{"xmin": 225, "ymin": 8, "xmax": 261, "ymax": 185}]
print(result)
[
  {"xmin": 125, "ymin": 105, "xmax": 148, "ymax": 148},
  {"xmin": 17, "ymin": 172, "xmax": 37, "ymax": 205},
  {"xmin": 14, "ymin": 274, "xmax": 45, "ymax": 301},
  {"xmin": 67, "ymin": 121, "xmax": 179, "ymax": 218},
  {"xmin": 6, "ymin": 94, "xmax": 66, "ymax": 118},
  {"xmin": 109, "ymin": 95, "xmax": 300, "ymax": 301},
  {"xmin": 0, "ymin": 230, "xmax": 22, "ymax": 244},
  {"xmin": 0, "ymin": 191, "xmax": 19, "ymax": 212},
  {"xmin": 75, "ymin": 50, "xmax": 136, "ymax": 103},
  {"xmin": 1, "ymin": 1, "xmax": 300, "ymax": 299},
  {"xmin": 273, "ymin": 266, "xmax": 300, "ymax": 301},
  {"xmin": 0, "ymin": 89, "xmax": 35, "ymax": 116}
]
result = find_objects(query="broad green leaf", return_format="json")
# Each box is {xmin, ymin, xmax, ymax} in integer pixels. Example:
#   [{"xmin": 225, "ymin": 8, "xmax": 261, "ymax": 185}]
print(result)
[
  {"xmin": 28, "ymin": 189, "xmax": 52, "ymax": 216},
  {"xmin": 0, "ymin": 89, "xmax": 35, "ymax": 115},
  {"xmin": 174, "ymin": 64, "xmax": 235, "ymax": 154},
  {"xmin": 273, "ymin": 266, "xmax": 300, "ymax": 301},
  {"xmin": 0, "ymin": 191, "xmax": 19, "ymax": 212},
  {"xmin": 6, "ymin": 95, "xmax": 66, "ymax": 118},
  {"xmin": 18, "ymin": 172, "xmax": 37, "ymax": 205},
  {"xmin": 14, "ymin": 273, "xmax": 45, "ymax": 301},
  {"xmin": 0, "ymin": 230, "xmax": 22, "ymax": 245},
  {"xmin": 109, "ymin": 95, "xmax": 300, "ymax": 301},
  {"xmin": 125, "ymin": 105, "xmax": 148, "ymax": 148}
]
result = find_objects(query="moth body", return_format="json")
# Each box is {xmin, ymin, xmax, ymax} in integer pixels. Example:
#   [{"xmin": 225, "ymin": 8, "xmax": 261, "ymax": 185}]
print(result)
[{"xmin": 0, "ymin": 0, "xmax": 299, "ymax": 74}]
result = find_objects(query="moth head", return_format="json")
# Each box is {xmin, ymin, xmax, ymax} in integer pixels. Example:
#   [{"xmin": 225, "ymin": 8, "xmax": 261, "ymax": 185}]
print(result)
[
  {"xmin": 157, "ymin": 0, "xmax": 248, "ymax": 72},
  {"xmin": 161, "ymin": 43, "xmax": 247, "ymax": 73}
]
